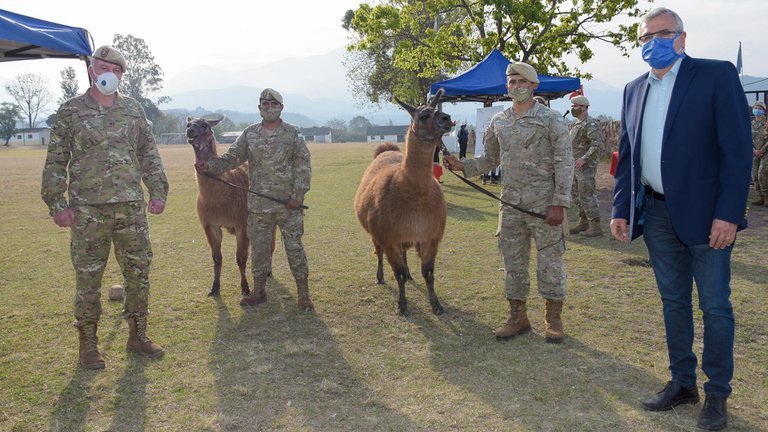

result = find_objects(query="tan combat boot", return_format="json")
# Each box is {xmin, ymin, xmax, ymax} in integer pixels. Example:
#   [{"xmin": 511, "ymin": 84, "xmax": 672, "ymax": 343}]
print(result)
[
  {"xmin": 579, "ymin": 218, "xmax": 603, "ymax": 237},
  {"xmin": 570, "ymin": 215, "xmax": 589, "ymax": 234},
  {"xmin": 77, "ymin": 323, "xmax": 106, "ymax": 370},
  {"xmin": 544, "ymin": 299, "xmax": 566, "ymax": 343},
  {"xmin": 296, "ymin": 278, "xmax": 314, "ymax": 311},
  {"xmin": 126, "ymin": 316, "xmax": 165, "ymax": 359},
  {"xmin": 495, "ymin": 299, "xmax": 531, "ymax": 340},
  {"xmin": 240, "ymin": 274, "xmax": 268, "ymax": 306}
]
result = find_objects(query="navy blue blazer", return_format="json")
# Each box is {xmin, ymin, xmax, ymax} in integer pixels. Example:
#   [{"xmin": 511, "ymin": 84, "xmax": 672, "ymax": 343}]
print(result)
[{"xmin": 611, "ymin": 56, "xmax": 752, "ymax": 245}]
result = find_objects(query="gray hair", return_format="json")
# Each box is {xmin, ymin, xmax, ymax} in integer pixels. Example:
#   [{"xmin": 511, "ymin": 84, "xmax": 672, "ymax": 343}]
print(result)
[{"xmin": 640, "ymin": 7, "xmax": 684, "ymax": 33}]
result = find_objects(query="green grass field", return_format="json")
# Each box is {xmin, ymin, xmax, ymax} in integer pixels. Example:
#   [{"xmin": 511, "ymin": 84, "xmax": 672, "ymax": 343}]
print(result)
[{"xmin": 1, "ymin": 144, "xmax": 766, "ymax": 431}]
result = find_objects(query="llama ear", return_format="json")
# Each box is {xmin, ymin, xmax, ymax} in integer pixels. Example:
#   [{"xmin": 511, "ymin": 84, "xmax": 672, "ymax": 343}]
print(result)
[
  {"xmin": 208, "ymin": 116, "xmax": 225, "ymax": 128},
  {"xmin": 429, "ymin": 88, "xmax": 444, "ymax": 108},
  {"xmin": 186, "ymin": 116, "xmax": 193, "ymax": 123},
  {"xmin": 393, "ymin": 95, "xmax": 416, "ymax": 116}
]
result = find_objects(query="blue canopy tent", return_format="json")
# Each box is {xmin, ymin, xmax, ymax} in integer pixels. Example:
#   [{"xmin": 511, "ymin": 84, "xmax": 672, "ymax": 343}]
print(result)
[
  {"xmin": 0, "ymin": 9, "xmax": 94, "ymax": 62},
  {"xmin": 430, "ymin": 48, "xmax": 581, "ymax": 104}
]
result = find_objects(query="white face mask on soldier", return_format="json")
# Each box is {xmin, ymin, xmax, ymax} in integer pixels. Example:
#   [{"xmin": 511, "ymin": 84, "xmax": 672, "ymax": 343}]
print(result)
[{"xmin": 94, "ymin": 72, "xmax": 120, "ymax": 95}]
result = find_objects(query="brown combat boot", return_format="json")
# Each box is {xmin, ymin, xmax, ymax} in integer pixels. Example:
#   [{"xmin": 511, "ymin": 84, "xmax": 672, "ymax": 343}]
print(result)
[
  {"xmin": 240, "ymin": 274, "xmax": 267, "ymax": 306},
  {"xmin": 77, "ymin": 323, "xmax": 106, "ymax": 370},
  {"xmin": 579, "ymin": 218, "xmax": 603, "ymax": 237},
  {"xmin": 495, "ymin": 299, "xmax": 531, "ymax": 340},
  {"xmin": 570, "ymin": 215, "xmax": 589, "ymax": 234},
  {"xmin": 126, "ymin": 316, "xmax": 165, "ymax": 359},
  {"xmin": 544, "ymin": 299, "xmax": 566, "ymax": 343},
  {"xmin": 296, "ymin": 278, "xmax": 314, "ymax": 311}
]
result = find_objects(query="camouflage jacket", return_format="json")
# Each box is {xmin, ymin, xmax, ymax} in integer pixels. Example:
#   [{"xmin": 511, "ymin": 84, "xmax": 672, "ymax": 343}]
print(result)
[
  {"xmin": 207, "ymin": 121, "xmax": 311, "ymax": 213},
  {"xmin": 569, "ymin": 115, "xmax": 604, "ymax": 163},
  {"xmin": 41, "ymin": 91, "xmax": 168, "ymax": 216},
  {"xmin": 751, "ymin": 117, "xmax": 767, "ymax": 152},
  {"xmin": 463, "ymin": 103, "xmax": 573, "ymax": 212}
]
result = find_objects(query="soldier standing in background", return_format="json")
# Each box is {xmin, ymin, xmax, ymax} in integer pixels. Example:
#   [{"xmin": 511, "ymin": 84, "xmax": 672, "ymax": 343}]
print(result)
[
  {"xmin": 568, "ymin": 95, "xmax": 606, "ymax": 236},
  {"xmin": 41, "ymin": 46, "xmax": 169, "ymax": 370},
  {"xmin": 195, "ymin": 88, "xmax": 313, "ymax": 311},
  {"xmin": 443, "ymin": 62, "xmax": 573, "ymax": 343},
  {"xmin": 750, "ymin": 101, "xmax": 768, "ymax": 206}
]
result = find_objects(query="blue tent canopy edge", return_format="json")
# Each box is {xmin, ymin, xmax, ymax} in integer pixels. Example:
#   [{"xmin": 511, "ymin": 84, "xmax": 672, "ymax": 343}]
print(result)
[
  {"xmin": 0, "ymin": 9, "xmax": 94, "ymax": 62},
  {"xmin": 430, "ymin": 49, "xmax": 581, "ymax": 103}
]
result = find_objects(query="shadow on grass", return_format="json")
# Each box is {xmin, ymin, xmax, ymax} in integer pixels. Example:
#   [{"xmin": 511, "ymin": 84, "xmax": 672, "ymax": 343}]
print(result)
[
  {"xmin": 406, "ymin": 305, "xmax": 761, "ymax": 431},
  {"xmin": 108, "ymin": 355, "xmax": 148, "ymax": 432},
  {"xmin": 49, "ymin": 315, "xmax": 123, "ymax": 432},
  {"xmin": 50, "ymin": 367, "xmax": 99, "ymax": 432},
  {"xmin": 209, "ymin": 278, "xmax": 421, "ymax": 431}
]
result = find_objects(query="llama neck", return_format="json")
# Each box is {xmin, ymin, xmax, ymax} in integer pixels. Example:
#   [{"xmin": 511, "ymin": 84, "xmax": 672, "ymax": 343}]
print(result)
[
  {"xmin": 402, "ymin": 128, "xmax": 437, "ymax": 179},
  {"xmin": 197, "ymin": 135, "xmax": 219, "ymax": 161}
]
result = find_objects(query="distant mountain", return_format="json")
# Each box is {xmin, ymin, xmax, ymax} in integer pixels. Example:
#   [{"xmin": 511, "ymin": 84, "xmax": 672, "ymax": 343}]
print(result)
[
  {"xmin": 161, "ymin": 48, "xmax": 768, "ymax": 126},
  {"xmin": 164, "ymin": 107, "xmax": 315, "ymax": 128}
]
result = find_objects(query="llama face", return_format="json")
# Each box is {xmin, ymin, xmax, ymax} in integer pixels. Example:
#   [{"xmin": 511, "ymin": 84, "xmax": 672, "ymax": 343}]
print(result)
[
  {"xmin": 394, "ymin": 89, "xmax": 452, "ymax": 141},
  {"xmin": 185, "ymin": 117, "xmax": 223, "ymax": 161}
]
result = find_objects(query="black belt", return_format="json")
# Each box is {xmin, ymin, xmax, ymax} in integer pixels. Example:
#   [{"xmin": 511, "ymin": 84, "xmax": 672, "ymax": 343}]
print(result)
[{"xmin": 645, "ymin": 186, "xmax": 665, "ymax": 201}]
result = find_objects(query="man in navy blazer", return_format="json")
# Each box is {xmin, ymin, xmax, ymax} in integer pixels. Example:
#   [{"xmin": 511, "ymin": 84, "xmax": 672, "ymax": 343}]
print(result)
[{"xmin": 610, "ymin": 7, "xmax": 751, "ymax": 431}]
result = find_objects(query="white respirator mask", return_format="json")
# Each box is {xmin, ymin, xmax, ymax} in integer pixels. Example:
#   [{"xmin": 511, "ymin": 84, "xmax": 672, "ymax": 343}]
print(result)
[{"xmin": 94, "ymin": 72, "xmax": 120, "ymax": 95}]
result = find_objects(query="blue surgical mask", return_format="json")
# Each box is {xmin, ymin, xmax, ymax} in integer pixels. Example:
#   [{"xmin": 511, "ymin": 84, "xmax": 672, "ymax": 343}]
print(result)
[
  {"xmin": 641, "ymin": 34, "xmax": 684, "ymax": 69},
  {"xmin": 753, "ymin": 109, "xmax": 765, "ymax": 117}
]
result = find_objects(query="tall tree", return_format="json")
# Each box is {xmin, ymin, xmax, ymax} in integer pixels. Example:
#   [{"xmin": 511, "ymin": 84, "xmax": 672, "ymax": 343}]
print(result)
[
  {"xmin": 349, "ymin": 115, "xmax": 372, "ymax": 132},
  {"xmin": 58, "ymin": 66, "xmax": 80, "ymax": 104},
  {"xmin": 325, "ymin": 118, "xmax": 348, "ymax": 143},
  {"xmin": 4, "ymin": 73, "xmax": 52, "ymax": 128},
  {"xmin": 0, "ymin": 103, "xmax": 22, "ymax": 146},
  {"xmin": 344, "ymin": 0, "xmax": 646, "ymax": 105},
  {"xmin": 112, "ymin": 34, "xmax": 170, "ymax": 123}
]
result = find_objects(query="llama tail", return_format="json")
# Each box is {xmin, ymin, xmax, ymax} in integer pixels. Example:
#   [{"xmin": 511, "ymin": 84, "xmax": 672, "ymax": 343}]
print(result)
[{"xmin": 373, "ymin": 142, "xmax": 401, "ymax": 159}]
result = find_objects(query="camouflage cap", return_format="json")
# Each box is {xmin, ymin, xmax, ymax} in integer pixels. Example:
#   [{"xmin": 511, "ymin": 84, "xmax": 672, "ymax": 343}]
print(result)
[
  {"xmin": 506, "ymin": 62, "xmax": 539, "ymax": 83},
  {"xmin": 260, "ymin": 88, "xmax": 283, "ymax": 104},
  {"xmin": 570, "ymin": 95, "xmax": 590, "ymax": 106},
  {"xmin": 753, "ymin": 101, "xmax": 766, "ymax": 109},
  {"xmin": 91, "ymin": 45, "xmax": 127, "ymax": 71}
]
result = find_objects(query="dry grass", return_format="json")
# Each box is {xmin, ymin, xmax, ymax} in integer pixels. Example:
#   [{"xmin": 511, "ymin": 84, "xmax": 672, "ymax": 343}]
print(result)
[{"xmin": 0, "ymin": 144, "xmax": 766, "ymax": 431}]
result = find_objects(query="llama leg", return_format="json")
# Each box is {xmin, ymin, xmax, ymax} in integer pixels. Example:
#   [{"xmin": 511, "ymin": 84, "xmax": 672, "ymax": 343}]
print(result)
[
  {"xmin": 384, "ymin": 245, "xmax": 408, "ymax": 315},
  {"xmin": 204, "ymin": 225, "xmax": 224, "ymax": 297},
  {"xmin": 418, "ymin": 241, "xmax": 443, "ymax": 315},
  {"xmin": 402, "ymin": 247, "xmax": 413, "ymax": 281},
  {"xmin": 374, "ymin": 243, "xmax": 385, "ymax": 284},
  {"xmin": 236, "ymin": 229, "xmax": 250, "ymax": 295}
]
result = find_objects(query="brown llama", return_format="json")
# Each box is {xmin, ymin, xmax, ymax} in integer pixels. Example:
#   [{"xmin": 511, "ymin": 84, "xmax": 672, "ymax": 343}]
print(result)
[
  {"xmin": 354, "ymin": 89, "xmax": 452, "ymax": 315},
  {"xmin": 186, "ymin": 117, "xmax": 275, "ymax": 297}
]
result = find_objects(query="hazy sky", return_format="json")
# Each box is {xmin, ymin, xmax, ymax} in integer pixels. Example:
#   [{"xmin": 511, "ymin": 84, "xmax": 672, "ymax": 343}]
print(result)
[{"xmin": 2, "ymin": 0, "xmax": 767, "ymax": 102}]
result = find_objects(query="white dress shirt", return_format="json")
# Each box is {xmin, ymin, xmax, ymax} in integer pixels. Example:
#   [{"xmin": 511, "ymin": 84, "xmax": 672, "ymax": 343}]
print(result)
[{"xmin": 640, "ymin": 57, "xmax": 684, "ymax": 194}]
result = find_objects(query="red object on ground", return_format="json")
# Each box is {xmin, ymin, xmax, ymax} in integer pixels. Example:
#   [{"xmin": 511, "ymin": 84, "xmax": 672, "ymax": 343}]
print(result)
[
  {"xmin": 433, "ymin": 162, "xmax": 443, "ymax": 181},
  {"xmin": 609, "ymin": 151, "xmax": 619, "ymax": 176}
]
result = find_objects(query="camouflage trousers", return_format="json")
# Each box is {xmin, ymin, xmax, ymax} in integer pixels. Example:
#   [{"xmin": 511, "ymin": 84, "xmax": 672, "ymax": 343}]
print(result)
[
  {"xmin": 752, "ymin": 154, "xmax": 768, "ymax": 196},
  {"xmin": 248, "ymin": 210, "xmax": 308, "ymax": 280},
  {"xmin": 571, "ymin": 161, "xmax": 600, "ymax": 220},
  {"xmin": 497, "ymin": 207, "xmax": 567, "ymax": 301},
  {"xmin": 70, "ymin": 201, "xmax": 152, "ymax": 326}
]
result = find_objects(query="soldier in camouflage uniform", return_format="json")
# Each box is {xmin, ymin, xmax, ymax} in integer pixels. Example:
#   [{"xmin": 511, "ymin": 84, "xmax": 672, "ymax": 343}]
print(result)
[
  {"xmin": 41, "ymin": 46, "xmax": 168, "ymax": 370},
  {"xmin": 195, "ymin": 88, "xmax": 313, "ymax": 310},
  {"xmin": 568, "ymin": 95, "xmax": 605, "ymax": 236},
  {"xmin": 444, "ymin": 62, "xmax": 574, "ymax": 343},
  {"xmin": 750, "ymin": 101, "xmax": 768, "ymax": 206}
]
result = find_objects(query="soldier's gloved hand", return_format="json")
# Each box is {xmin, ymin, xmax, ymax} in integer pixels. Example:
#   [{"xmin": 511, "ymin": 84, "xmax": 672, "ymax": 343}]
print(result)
[
  {"xmin": 285, "ymin": 199, "xmax": 302, "ymax": 210},
  {"xmin": 148, "ymin": 199, "xmax": 166, "ymax": 215},
  {"xmin": 53, "ymin": 208, "xmax": 75, "ymax": 228},
  {"xmin": 443, "ymin": 154, "xmax": 464, "ymax": 171},
  {"xmin": 194, "ymin": 160, "xmax": 208, "ymax": 173}
]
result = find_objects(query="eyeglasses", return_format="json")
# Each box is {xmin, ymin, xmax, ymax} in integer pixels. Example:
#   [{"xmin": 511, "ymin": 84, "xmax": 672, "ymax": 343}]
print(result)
[{"xmin": 638, "ymin": 30, "xmax": 680, "ymax": 44}]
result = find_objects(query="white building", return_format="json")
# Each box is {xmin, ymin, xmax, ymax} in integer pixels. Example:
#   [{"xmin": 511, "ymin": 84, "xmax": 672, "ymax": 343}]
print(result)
[
  {"xmin": 300, "ymin": 127, "xmax": 333, "ymax": 143},
  {"xmin": 366, "ymin": 125, "xmax": 409, "ymax": 143},
  {"xmin": 8, "ymin": 127, "xmax": 51, "ymax": 146}
]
